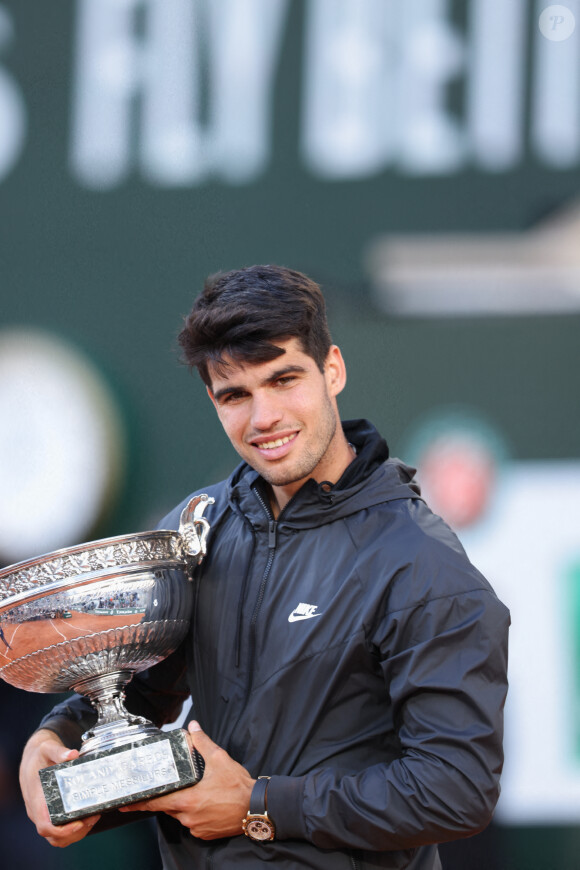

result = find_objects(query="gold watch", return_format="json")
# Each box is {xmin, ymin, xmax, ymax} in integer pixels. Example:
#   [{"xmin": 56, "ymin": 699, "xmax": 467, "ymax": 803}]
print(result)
[{"xmin": 242, "ymin": 776, "xmax": 275, "ymax": 842}]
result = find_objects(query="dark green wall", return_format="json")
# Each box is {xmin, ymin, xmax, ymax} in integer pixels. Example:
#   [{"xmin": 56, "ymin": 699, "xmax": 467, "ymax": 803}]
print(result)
[{"xmin": 1, "ymin": 3, "xmax": 579, "ymax": 866}]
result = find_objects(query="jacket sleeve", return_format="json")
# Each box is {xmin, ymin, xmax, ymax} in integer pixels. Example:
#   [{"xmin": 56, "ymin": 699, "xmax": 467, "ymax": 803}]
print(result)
[{"xmin": 267, "ymin": 542, "xmax": 510, "ymax": 852}]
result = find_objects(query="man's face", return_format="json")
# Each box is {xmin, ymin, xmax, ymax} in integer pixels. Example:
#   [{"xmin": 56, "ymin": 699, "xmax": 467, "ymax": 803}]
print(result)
[{"xmin": 207, "ymin": 338, "xmax": 348, "ymax": 507}]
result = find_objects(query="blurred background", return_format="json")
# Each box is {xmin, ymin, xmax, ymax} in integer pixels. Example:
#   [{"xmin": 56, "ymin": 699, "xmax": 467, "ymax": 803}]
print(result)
[{"xmin": 1, "ymin": 0, "xmax": 580, "ymax": 867}]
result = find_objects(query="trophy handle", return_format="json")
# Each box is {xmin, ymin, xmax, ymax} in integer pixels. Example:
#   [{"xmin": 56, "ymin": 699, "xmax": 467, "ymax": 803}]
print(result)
[{"xmin": 179, "ymin": 494, "xmax": 215, "ymax": 566}]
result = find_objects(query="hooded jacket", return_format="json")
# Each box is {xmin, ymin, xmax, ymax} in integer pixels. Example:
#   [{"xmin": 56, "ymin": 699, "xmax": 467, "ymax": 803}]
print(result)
[{"xmin": 41, "ymin": 420, "xmax": 510, "ymax": 870}]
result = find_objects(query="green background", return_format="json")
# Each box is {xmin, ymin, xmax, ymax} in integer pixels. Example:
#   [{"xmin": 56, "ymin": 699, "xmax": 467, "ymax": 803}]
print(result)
[{"xmin": 1, "ymin": 2, "xmax": 579, "ymax": 868}]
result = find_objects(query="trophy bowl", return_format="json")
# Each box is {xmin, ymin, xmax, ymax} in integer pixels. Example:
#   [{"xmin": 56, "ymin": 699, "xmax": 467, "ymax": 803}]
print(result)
[{"xmin": 0, "ymin": 493, "xmax": 214, "ymax": 824}]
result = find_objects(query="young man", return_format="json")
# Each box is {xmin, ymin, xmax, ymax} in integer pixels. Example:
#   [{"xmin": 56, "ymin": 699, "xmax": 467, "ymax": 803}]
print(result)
[{"xmin": 20, "ymin": 265, "xmax": 510, "ymax": 869}]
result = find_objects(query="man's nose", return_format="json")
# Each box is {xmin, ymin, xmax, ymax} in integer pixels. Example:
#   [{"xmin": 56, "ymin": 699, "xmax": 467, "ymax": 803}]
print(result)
[{"xmin": 250, "ymin": 393, "xmax": 283, "ymax": 430}]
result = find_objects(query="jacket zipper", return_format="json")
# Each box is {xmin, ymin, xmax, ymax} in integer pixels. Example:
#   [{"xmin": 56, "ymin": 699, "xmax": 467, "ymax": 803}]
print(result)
[
  {"xmin": 208, "ymin": 489, "xmax": 361, "ymax": 870},
  {"xmin": 238, "ymin": 483, "xmax": 305, "ymax": 702},
  {"xmin": 226, "ymin": 486, "xmax": 278, "ymax": 749},
  {"xmin": 242, "ymin": 488, "xmax": 277, "ymax": 704}
]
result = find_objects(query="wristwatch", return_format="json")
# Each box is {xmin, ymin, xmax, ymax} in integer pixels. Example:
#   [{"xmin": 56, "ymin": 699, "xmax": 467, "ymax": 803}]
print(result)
[{"xmin": 242, "ymin": 776, "xmax": 275, "ymax": 842}]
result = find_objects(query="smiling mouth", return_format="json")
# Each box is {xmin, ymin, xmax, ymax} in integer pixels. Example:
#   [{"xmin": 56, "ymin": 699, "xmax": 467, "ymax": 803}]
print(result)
[{"xmin": 253, "ymin": 433, "xmax": 297, "ymax": 451}]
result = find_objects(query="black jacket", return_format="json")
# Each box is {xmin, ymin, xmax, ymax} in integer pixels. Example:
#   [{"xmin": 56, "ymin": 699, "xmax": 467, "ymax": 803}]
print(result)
[{"xmin": 42, "ymin": 420, "xmax": 510, "ymax": 870}]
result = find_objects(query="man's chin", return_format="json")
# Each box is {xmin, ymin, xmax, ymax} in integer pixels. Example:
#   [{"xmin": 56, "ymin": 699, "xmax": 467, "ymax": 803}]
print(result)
[
  {"xmin": 254, "ymin": 463, "xmax": 299, "ymax": 486},
  {"xmin": 259, "ymin": 472, "xmax": 295, "ymax": 488},
  {"xmin": 258, "ymin": 465, "xmax": 307, "ymax": 489}
]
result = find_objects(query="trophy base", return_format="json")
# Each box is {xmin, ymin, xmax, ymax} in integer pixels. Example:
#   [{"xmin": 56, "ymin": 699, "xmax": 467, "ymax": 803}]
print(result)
[{"xmin": 39, "ymin": 729, "xmax": 204, "ymax": 826}]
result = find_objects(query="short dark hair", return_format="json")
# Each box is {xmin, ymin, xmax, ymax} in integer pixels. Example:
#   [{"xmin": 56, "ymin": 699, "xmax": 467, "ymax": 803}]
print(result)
[{"xmin": 178, "ymin": 264, "xmax": 333, "ymax": 386}]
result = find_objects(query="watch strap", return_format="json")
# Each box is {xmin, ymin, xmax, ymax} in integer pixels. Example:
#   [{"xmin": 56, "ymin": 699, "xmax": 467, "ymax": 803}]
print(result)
[{"xmin": 249, "ymin": 776, "xmax": 270, "ymax": 814}]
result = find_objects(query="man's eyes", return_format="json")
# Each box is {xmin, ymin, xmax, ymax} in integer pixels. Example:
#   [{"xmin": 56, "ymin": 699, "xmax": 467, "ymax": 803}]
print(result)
[
  {"xmin": 219, "ymin": 376, "xmax": 297, "ymax": 403},
  {"xmin": 221, "ymin": 391, "xmax": 247, "ymax": 403}
]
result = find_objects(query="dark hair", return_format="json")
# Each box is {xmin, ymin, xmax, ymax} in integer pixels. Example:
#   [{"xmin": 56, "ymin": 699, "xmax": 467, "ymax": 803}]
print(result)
[{"xmin": 178, "ymin": 264, "xmax": 332, "ymax": 386}]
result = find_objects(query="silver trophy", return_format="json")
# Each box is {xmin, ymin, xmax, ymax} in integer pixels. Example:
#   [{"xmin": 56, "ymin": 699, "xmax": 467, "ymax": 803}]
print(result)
[{"xmin": 0, "ymin": 494, "xmax": 214, "ymax": 825}]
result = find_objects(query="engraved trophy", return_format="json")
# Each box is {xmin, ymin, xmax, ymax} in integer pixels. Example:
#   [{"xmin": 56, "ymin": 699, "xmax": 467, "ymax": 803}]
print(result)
[{"xmin": 0, "ymin": 494, "xmax": 214, "ymax": 825}]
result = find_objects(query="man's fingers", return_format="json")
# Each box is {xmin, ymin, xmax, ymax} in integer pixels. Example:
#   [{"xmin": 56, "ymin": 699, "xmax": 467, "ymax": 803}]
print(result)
[
  {"xmin": 186, "ymin": 720, "xmax": 215, "ymax": 759},
  {"xmin": 45, "ymin": 746, "xmax": 80, "ymax": 765},
  {"xmin": 119, "ymin": 789, "xmax": 188, "ymax": 815},
  {"xmin": 18, "ymin": 730, "xmax": 96, "ymax": 848},
  {"xmin": 119, "ymin": 800, "xmax": 153, "ymax": 814},
  {"xmin": 38, "ymin": 813, "xmax": 100, "ymax": 848}
]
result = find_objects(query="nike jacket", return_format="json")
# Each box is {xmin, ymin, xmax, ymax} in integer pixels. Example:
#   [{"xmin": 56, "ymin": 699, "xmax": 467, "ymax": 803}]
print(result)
[{"xmin": 41, "ymin": 419, "xmax": 510, "ymax": 870}]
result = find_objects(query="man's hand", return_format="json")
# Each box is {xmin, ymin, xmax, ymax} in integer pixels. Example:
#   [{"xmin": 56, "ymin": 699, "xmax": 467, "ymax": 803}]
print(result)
[
  {"xmin": 19, "ymin": 729, "xmax": 100, "ymax": 847},
  {"xmin": 119, "ymin": 721, "xmax": 255, "ymax": 840}
]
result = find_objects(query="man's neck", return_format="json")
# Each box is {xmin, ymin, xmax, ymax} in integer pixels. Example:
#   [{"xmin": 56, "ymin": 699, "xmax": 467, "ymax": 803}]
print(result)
[{"xmin": 268, "ymin": 439, "xmax": 357, "ymax": 519}]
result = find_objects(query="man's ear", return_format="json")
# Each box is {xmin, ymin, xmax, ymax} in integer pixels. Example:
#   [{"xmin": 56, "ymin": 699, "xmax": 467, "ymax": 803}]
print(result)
[{"xmin": 324, "ymin": 345, "xmax": 347, "ymax": 398}]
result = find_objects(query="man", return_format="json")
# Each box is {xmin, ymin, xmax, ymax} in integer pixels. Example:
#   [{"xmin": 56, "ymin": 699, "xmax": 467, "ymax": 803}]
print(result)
[{"xmin": 20, "ymin": 265, "xmax": 510, "ymax": 869}]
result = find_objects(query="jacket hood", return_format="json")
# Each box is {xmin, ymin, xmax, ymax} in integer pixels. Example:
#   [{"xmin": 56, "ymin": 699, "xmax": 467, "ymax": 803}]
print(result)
[{"xmin": 227, "ymin": 419, "xmax": 422, "ymax": 529}]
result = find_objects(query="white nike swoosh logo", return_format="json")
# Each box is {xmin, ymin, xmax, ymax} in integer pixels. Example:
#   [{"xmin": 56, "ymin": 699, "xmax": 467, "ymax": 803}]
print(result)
[{"xmin": 288, "ymin": 612, "xmax": 322, "ymax": 623}]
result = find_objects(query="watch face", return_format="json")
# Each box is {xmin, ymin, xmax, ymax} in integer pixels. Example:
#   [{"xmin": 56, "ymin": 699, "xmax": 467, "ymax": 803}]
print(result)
[{"xmin": 245, "ymin": 815, "xmax": 275, "ymax": 841}]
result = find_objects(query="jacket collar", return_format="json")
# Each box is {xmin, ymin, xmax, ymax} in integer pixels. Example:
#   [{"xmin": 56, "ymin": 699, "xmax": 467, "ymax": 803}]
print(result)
[{"xmin": 227, "ymin": 420, "xmax": 422, "ymax": 529}]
